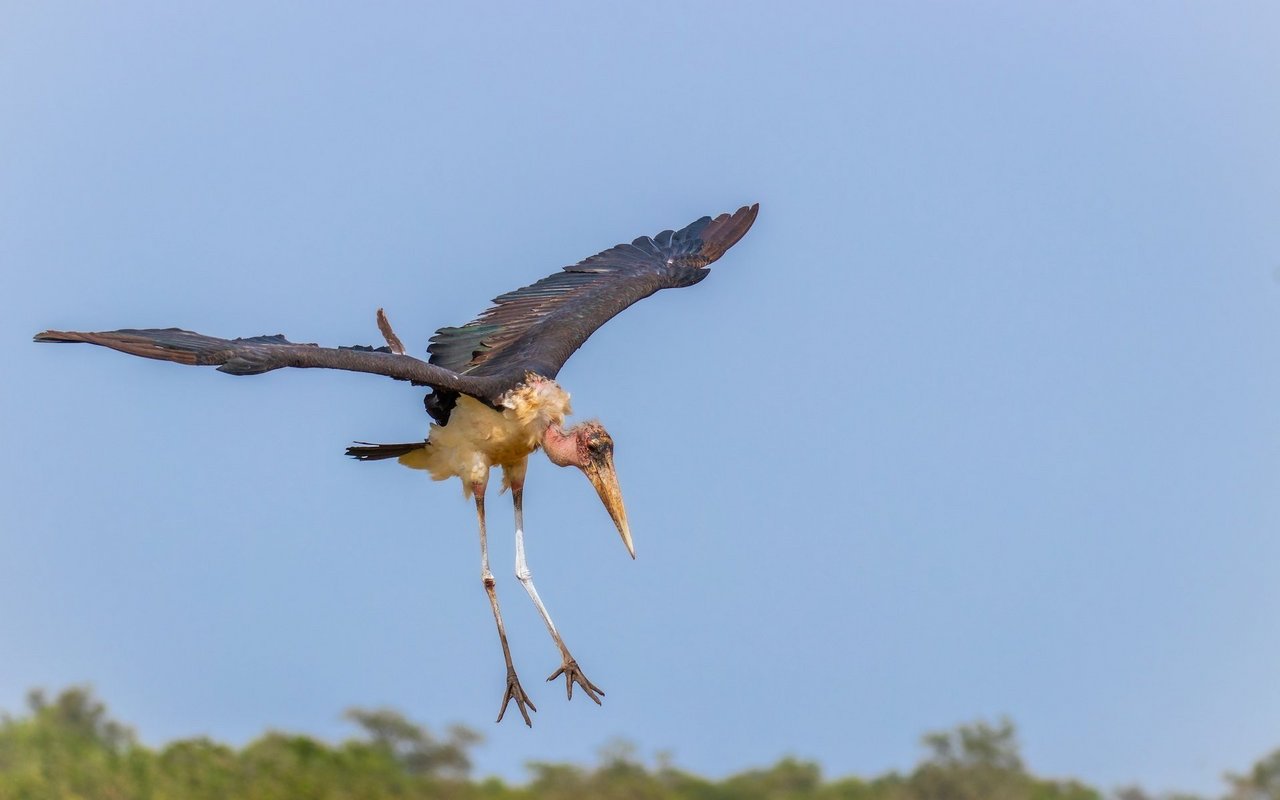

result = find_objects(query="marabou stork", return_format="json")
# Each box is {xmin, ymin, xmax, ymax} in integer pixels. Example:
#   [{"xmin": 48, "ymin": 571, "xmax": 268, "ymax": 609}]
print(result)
[{"xmin": 34, "ymin": 204, "xmax": 759, "ymax": 726}]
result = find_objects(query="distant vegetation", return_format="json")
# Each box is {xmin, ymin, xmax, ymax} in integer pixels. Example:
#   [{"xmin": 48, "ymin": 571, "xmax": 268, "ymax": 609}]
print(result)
[{"xmin": 0, "ymin": 686, "xmax": 1275, "ymax": 799}]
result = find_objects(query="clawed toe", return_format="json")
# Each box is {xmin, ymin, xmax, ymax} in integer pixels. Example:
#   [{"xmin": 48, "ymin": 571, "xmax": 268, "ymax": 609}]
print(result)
[
  {"xmin": 497, "ymin": 670, "xmax": 537, "ymax": 727},
  {"xmin": 547, "ymin": 658, "xmax": 604, "ymax": 705}
]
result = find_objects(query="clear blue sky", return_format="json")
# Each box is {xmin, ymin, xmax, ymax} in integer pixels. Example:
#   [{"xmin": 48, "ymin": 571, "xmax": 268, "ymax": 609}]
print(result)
[{"xmin": 2, "ymin": 2, "xmax": 1278, "ymax": 795}]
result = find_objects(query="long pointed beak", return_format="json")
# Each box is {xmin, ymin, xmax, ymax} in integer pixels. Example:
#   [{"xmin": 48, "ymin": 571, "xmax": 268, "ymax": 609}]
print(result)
[{"xmin": 583, "ymin": 455, "xmax": 634, "ymax": 559}]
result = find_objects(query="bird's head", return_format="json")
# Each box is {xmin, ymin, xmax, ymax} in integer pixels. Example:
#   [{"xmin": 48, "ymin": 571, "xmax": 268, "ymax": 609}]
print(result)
[{"xmin": 542, "ymin": 420, "xmax": 633, "ymax": 559}]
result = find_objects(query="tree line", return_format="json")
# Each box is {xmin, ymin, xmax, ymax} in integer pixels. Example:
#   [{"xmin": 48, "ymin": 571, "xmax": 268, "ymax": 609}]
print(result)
[{"xmin": 0, "ymin": 686, "xmax": 1275, "ymax": 800}]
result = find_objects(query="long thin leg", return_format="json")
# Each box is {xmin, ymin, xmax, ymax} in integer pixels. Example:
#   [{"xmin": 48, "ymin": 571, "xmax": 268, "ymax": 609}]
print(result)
[
  {"xmin": 511, "ymin": 478, "xmax": 604, "ymax": 705},
  {"xmin": 475, "ymin": 478, "xmax": 536, "ymax": 726}
]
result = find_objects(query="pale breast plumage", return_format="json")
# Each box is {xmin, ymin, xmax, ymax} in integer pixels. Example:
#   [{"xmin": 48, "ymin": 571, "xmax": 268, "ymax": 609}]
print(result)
[{"xmin": 400, "ymin": 378, "xmax": 572, "ymax": 488}]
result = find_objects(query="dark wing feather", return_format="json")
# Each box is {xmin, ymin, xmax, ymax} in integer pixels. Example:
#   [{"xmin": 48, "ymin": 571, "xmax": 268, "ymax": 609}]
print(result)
[
  {"xmin": 34, "ymin": 327, "xmax": 505, "ymax": 404},
  {"xmin": 428, "ymin": 204, "xmax": 758, "ymax": 381}
]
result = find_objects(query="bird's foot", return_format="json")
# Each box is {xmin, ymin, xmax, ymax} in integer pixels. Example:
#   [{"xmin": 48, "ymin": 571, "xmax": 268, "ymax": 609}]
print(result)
[
  {"xmin": 547, "ymin": 657, "xmax": 604, "ymax": 704},
  {"xmin": 496, "ymin": 668, "xmax": 537, "ymax": 727}
]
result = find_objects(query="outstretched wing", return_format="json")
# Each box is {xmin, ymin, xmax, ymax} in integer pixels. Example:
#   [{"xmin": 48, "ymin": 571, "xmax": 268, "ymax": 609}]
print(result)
[
  {"xmin": 34, "ymin": 327, "xmax": 505, "ymax": 404},
  {"xmin": 428, "ymin": 204, "xmax": 758, "ymax": 380}
]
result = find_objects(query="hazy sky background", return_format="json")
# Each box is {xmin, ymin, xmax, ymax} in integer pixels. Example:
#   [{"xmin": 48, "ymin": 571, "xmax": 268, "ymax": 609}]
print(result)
[{"xmin": 3, "ymin": 2, "xmax": 1278, "ymax": 795}]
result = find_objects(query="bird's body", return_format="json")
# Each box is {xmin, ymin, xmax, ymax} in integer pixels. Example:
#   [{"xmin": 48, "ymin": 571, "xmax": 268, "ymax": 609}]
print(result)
[
  {"xmin": 399, "ymin": 376, "xmax": 572, "ymax": 493},
  {"xmin": 35, "ymin": 204, "xmax": 759, "ymax": 726}
]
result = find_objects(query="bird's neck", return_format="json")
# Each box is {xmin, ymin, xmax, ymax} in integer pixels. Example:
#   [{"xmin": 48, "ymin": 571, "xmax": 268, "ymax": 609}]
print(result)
[{"xmin": 542, "ymin": 425, "xmax": 583, "ymax": 468}]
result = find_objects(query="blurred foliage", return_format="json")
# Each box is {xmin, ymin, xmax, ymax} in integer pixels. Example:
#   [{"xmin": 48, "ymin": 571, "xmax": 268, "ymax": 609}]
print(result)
[
  {"xmin": 0, "ymin": 686, "xmax": 1270, "ymax": 800},
  {"xmin": 1224, "ymin": 748, "xmax": 1280, "ymax": 800}
]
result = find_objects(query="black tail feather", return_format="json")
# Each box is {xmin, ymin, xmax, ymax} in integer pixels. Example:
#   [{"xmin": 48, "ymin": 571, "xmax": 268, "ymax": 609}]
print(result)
[{"xmin": 346, "ymin": 441, "xmax": 427, "ymax": 461}]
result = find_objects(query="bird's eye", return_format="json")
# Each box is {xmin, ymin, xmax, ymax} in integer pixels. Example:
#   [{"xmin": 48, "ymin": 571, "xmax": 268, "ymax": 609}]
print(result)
[{"xmin": 585, "ymin": 434, "xmax": 611, "ymax": 455}]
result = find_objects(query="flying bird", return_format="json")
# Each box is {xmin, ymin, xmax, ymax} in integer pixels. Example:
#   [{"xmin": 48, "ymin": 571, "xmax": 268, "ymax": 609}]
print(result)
[{"xmin": 34, "ymin": 204, "xmax": 759, "ymax": 726}]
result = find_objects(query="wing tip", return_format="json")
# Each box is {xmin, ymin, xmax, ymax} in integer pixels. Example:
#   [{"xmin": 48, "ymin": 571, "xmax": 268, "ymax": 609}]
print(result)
[
  {"xmin": 698, "ymin": 202, "xmax": 759, "ymax": 262},
  {"xmin": 727, "ymin": 202, "xmax": 760, "ymax": 228},
  {"xmin": 34, "ymin": 329, "xmax": 83, "ymax": 344}
]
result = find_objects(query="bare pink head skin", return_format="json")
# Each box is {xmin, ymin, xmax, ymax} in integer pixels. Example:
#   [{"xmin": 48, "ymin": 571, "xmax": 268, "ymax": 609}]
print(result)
[{"xmin": 541, "ymin": 421, "xmax": 634, "ymax": 559}]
